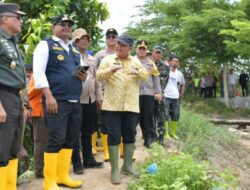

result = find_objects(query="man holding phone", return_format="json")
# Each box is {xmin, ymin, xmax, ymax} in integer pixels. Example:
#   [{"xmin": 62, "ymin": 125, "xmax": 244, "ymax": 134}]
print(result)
[
  {"xmin": 33, "ymin": 15, "xmax": 85, "ymax": 190},
  {"xmin": 71, "ymin": 28, "xmax": 103, "ymax": 174}
]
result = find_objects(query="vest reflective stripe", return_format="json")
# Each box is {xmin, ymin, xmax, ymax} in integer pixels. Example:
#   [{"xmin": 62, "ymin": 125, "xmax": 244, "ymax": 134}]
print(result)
[{"xmin": 45, "ymin": 38, "xmax": 82, "ymax": 101}]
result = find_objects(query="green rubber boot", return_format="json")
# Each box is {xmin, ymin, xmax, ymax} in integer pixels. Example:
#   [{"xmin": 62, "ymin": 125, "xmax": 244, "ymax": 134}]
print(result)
[
  {"xmin": 121, "ymin": 144, "xmax": 139, "ymax": 177},
  {"xmin": 164, "ymin": 121, "xmax": 169, "ymax": 139},
  {"xmin": 170, "ymin": 121, "xmax": 179, "ymax": 140},
  {"xmin": 108, "ymin": 145, "xmax": 120, "ymax": 184}
]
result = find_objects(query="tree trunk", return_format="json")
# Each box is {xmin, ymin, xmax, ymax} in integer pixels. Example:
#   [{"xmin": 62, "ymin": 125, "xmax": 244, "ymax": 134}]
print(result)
[{"xmin": 223, "ymin": 65, "xmax": 229, "ymax": 107}]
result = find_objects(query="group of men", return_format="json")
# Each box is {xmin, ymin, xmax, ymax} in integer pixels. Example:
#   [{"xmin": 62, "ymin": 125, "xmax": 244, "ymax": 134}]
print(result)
[{"xmin": 0, "ymin": 2, "xmax": 185, "ymax": 190}]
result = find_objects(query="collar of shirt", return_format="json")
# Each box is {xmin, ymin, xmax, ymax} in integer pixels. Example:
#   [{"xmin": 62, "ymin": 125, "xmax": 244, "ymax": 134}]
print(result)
[
  {"xmin": 114, "ymin": 54, "xmax": 132, "ymax": 61},
  {"xmin": 52, "ymin": 35, "xmax": 72, "ymax": 53}
]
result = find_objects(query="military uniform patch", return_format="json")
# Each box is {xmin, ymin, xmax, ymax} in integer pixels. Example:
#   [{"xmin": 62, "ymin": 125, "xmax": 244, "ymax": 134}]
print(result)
[
  {"xmin": 10, "ymin": 61, "xmax": 16, "ymax": 69},
  {"xmin": 57, "ymin": 54, "xmax": 64, "ymax": 61}
]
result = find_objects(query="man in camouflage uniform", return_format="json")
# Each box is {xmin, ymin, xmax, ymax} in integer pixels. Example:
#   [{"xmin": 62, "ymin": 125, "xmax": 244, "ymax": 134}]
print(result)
[{"xmin": 152, "ymin": 46, "xmax": 169, "ymax": 145}]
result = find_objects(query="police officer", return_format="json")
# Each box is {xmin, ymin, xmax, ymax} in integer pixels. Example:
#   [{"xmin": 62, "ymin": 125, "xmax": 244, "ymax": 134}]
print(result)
[
  {"xmin": 152, "ymin": 46, "xmax": 169, "ymax": 145},
  {"xmin": 0, "ymin": 3, "xmax": 26, "ymax": 190},
  {"xmin": 33, "ymin": 15, "xmax": 84, "ymax": 190},
  {"xmin": 136, "ymin": 40, "xmax": 162, "ymax": 148},
  {"xmin": 94, "ymin": 28, "xmax": 118, "ymax": 161}
]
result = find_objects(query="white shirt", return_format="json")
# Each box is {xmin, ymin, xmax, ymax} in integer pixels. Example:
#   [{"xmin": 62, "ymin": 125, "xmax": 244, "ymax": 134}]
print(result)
[
  {"xmin": 164, "ymin": 69, "xmax": 185, "ymax": 99},
  {"xmin": 33, "ymin": 36, "xmax": 72, "ymax": 89},
  {"xmin": 227, "ymin": 73, "xmax": 238, "ymax": 85}
]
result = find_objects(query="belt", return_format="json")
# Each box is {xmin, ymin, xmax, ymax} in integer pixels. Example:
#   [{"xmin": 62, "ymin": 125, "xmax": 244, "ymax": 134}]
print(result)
[{"xmin": 0, "ymin": 84, "xmax": 21, "ymax": 95}]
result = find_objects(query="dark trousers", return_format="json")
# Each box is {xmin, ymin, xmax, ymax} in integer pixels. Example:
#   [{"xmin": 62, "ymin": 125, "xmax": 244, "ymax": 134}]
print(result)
[
  {"xmin": 72, "ymin": 102, "xmax": 97, "ymax": 168},
  {"xmin": 0, "ymin": 90, "xmax": 23, "ymax": 166},
  {"xmin": 43, "ymin": 100, "xmax": 82, "ymax": 153},
  {"xmin": 241, "ymin": 83, "xmax": 249, "ymax": 96},
  {"xmin": 104, "ymin": 111, "xmax": 137, "ymax": 146},
  {"xmin": 165, "ymin": 98, "xmax": 180, "ymax": 121},
  {"xmin": 153, "ymin": 100, "xmax": 166, "ymax": 135},
  {"xmin": 97, "ymin": 110, "xmax": 107, "ymax": 134},
  {"xmin": 139, "ymin": 95, "xmax": 155, "ymax": 138},
  {"xmin": 32, "ymin": 116, "xmax": 47, "ymax": 177},
  {"xmin": 200, "ymin": 87, "xmax": 206, "ymax": 98},
  {"xmin": 205, "ymin": 86, "xmax": 213, "ymax": 98}
]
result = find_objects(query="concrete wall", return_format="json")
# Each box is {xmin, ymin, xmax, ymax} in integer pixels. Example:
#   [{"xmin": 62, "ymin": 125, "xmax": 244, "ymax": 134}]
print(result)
[{"xmin": 218, "ymin": 97, "xmax": 250, "ymax": 109}]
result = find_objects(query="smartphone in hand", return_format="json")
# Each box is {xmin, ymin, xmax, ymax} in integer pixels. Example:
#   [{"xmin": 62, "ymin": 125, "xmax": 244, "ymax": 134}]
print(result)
[{"xmin": 72, "ymin": 65, "xmax": 90, "ymax": 76}]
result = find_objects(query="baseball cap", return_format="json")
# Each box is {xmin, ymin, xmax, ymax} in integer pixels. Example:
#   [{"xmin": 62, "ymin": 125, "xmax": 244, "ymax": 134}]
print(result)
[
  {"xmin": 53, "ymin": 14, "xmax": 75, "ymax": 25},
  {"xmin": 117, "ymin": 34, "xmax": 134, "ymax": 47}
]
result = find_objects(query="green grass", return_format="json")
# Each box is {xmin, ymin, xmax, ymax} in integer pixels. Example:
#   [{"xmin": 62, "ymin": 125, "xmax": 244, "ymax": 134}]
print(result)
[
  {"xmin": 182, "ymin": 95, "xmax": 250, "ymax": 118},
  {"xmin": 129, "ymin": 107, "xmax": 250, "ymax": 190}
]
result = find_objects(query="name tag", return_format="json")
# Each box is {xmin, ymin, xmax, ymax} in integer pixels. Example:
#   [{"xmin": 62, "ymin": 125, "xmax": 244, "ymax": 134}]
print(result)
[{"xmin": 52, "ymin": 46, "xmax": 64, "ymax": 51}]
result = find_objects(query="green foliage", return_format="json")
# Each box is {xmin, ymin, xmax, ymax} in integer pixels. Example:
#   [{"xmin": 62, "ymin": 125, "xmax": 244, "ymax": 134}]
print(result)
[
  {"xmin": 6, "ymin": 0, "xmax": 109, "ymax": 63},
  {"xmin": 128, "ymin": 144, "xmax": 238, "ymax": 190},
  {"xmin": 220, "ymin": 20, "xmax": 250, "ymax": 58},
  {"xmin": 126, "ymin": 0, "xmax": 247, "ymax": 74}
]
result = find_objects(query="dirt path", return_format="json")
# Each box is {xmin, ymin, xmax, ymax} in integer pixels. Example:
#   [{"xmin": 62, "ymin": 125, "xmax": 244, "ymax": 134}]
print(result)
[{"xmin": 17, "ymin": 129, "xmax": 147, "ymax": 190}]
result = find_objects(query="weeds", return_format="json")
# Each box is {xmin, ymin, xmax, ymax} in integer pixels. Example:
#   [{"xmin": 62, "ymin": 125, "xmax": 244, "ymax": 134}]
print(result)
[{"xmin": 128, "ymin": 144, "xmax": 239, "ymax": 190}]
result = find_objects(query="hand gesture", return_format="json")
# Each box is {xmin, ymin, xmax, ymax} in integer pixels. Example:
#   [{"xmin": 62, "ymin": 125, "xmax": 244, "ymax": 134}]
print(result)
[{"xmin": 0, "ymin": 102, "xmax": 7, "ymax": 123}]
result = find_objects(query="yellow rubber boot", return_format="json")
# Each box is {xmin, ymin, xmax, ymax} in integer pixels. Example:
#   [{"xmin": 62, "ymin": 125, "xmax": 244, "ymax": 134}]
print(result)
[
  {"xmin": 6, "ymin": 159, "xmax": 18, "ymax": 190},
  {"xmin": 92, "ymin": 132, "xmax": 103, "ymax": 153},
  {"xmin": 120, "ymin": 141, "xmax": 124, "ymax": 158},
  {"xmin": 0, "ymin": 165, "xmax": 7, "ymax": 190},
  {"xmin": 56, "ymin": 149, "xmax": 82, "ymax": 188},
  {"xmin": 164, "ymin": 121, "xmax": 169, "ymax": 139},
  {"xmin": 101, "ymin": 133, "xmax": 110, "ymax": 162},
  {"xmin": 170, "ymin": 121, "xmax": 179, "ymax": 140},
  {"xmin": 43, "ymin": 153, "xmax": 62, "ymax": 190},
  {"xmin": 92, "ymin": 132, "xmax": 98, "ymax": 155}
]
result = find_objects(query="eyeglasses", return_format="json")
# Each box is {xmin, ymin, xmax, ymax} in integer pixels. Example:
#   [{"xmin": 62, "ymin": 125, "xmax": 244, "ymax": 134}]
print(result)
[
  {"xmin": 57, "ymin": 22, "xmax": 72, "ymax": 28},
  {"xmin": 3, "ymin": 15, "xmax": 21, "ymax": 21},
  {"xmin": 106, "ymin": 35, "xmax": 117, "ymax": 39}
]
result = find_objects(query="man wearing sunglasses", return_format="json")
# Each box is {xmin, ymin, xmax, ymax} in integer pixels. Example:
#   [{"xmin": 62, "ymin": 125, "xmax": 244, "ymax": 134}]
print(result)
[
  {"xmin": 94, "ymin": 28, "xmax": 118, "ymax": 162},
  {"xmin": 0, "ymin": 3, "xmax": 26, "ymax": 190},
  {"xmin": 33, "ymin": 15, "xmax": 85, "ymax": 190}
]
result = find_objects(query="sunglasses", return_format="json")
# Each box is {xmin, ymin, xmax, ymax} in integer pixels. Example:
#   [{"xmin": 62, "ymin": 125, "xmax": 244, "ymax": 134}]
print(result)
[
  {"xmin": 57, "ymin": 22, "xmax": 72, "ymax": 28},
  {"xmin": 3, "ymin": 15, "xmax": 21, "ymax": 21},
  {"xmin": 106, "ymin": 35, "xmax": 117, "ymax": 39}
]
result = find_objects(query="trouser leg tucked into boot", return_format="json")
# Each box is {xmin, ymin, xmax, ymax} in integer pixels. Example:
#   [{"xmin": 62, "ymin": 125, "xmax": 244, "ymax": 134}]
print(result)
[
  {"xmin": 121, "ymin": 144, "xmax": 139, "ymax": 177},
  {"xmin": 101, "ymin": 133, "xmax": 110, "ymax": 162},
  {"xmin": 56, "ymin": 149, "xmax": 82, "ymax": 188},
  {"xmin": 0, "ymin": 165, "xmax": 7, "ymax": 190},
  {"xmin": 6, "ymin": 159, "xmax": 18, "ymax": 190},
  {"xmin": 43, "ymin": 153, "xmax": 62, "ymax": 190},
  {"xmin": 108, "ymin": 145, "xmax": 120, "ymax": 184},
  {"xmin": 170, "ymin": 121, "xmax": 179, "ymax": 140}
]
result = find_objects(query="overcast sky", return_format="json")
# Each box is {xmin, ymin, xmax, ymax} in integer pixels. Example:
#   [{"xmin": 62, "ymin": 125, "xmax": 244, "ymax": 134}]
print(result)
[{"xmin": 98, "ymin": 0, "xmax": 146, "ymax": 35}]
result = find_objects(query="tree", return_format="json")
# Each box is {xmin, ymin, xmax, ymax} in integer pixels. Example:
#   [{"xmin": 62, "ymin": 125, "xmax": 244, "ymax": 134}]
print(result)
[
  {"xmin": 6, "ymin": 0, "xmax": 109, "ymax": 63},
  {"xmin": 220, "ymin": 20, "xmax": 250, "ymax": 58},
  {"xmin": 126, "ymin": 0, "xmax": 247, "ymax": 106}
]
